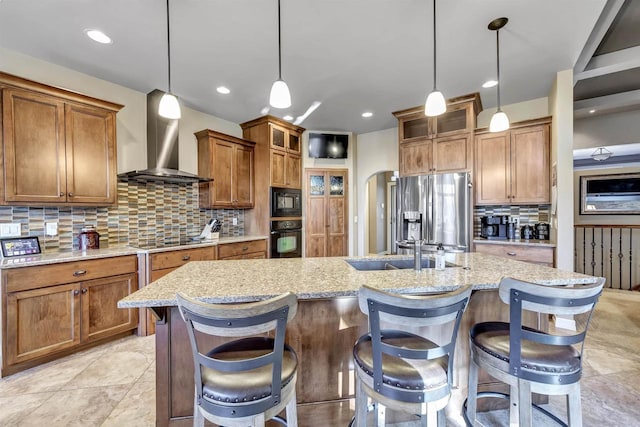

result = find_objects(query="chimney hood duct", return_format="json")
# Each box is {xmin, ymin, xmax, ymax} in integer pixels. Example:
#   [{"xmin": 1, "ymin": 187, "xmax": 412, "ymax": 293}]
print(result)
[{"xmin": 118, "ymin": 89, "xmax": 211, "ymax": 184}]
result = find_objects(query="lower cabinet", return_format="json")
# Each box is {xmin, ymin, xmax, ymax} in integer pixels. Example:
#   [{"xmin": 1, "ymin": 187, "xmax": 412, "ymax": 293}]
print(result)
[
  {"xmin": 217, "ymin": 239, "xmax": 267, "ymax": 260},
  {"xmin": 144, "ymin": 246, "xmax": 216, "ymax": 335},
  {"xmin": 2, "ymin": 255, "xmax": 138, "ymax": 376},
  {"xmin": 474, "ymin": 242, "xmax": 555, "ymax": 267}
]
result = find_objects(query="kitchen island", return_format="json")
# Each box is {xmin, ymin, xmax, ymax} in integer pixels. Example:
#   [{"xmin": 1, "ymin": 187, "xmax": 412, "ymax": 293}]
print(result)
[{"xmin": 118, "ymin": 253, "xmax": 598, "ymax": 426}]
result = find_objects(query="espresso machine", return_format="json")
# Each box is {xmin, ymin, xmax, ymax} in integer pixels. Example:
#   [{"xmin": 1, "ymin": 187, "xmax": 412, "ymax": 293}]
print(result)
[
  {"xmin": 480, "ymin": 215, "xmax": 509, "ymax": 240},
  {"xmin": 402, "ymin": 211, "xmax": 422, "ymax": 242}
]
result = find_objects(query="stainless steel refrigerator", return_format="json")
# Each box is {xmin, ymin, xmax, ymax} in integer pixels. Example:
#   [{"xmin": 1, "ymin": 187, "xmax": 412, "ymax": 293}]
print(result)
[{"xmin": 396, "ymin": 172, "xmax": 471, "ymax": 252}]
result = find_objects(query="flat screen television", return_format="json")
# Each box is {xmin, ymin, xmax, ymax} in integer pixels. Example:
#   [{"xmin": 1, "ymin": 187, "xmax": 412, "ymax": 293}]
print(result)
[{"xmin": 308, "ymin": 133, "xmax": 348, "ymax": 159}]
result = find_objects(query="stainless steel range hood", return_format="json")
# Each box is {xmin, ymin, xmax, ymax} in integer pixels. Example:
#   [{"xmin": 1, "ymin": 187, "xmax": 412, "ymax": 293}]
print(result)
[{"xmin": 118, "ymin": 89, "xmax": 211, "ymax": 184}]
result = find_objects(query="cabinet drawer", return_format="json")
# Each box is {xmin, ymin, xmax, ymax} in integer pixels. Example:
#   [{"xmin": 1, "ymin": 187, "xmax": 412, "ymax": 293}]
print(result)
[
  {"xmin": 218, "ymin": 240, "xmax": 267, "ymax": 259},
  {"xmin": 475, "ymin": 243, "xmax": 554, "ymax": 265},
  {"xmin": 150, "ymin": 247, "xmax": 215, "ymax": 271},
  {"xmin": 3, "ymin": 255, "xmax": 138, "ymax": 293}
]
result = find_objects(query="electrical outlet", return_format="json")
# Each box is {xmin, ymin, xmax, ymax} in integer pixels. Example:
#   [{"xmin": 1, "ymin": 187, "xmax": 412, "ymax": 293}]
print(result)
[
  {"xmin": 0, "ymin": 223, "xmax": 21, "ymax": 237},
  {"xmin": 46, "ymin": 222, "xmax": 58, "ymax": 236},
  {"xmin": 232, "ymin": 217, "xmax": 238, "ymax": 226}
]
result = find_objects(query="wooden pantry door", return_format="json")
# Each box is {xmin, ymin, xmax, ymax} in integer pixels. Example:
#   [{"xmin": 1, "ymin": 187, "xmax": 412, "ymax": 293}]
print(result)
[{"xmin": 305, "ymin": 169, "xmax": 348, "ymax": 257}]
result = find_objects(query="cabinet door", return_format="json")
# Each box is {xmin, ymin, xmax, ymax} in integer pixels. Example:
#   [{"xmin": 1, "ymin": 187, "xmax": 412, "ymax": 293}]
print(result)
[
  {"xmin": 270, "ymin": 123, "xmax": 287, "ymax": 151},
  {"xmin": 306, "ymin": 173, "xmax": 328, "ymax": 257},
  {"xmin": 81, "ymin": 273, "xmax": 139, "ymax": 343},
  {"xmin": 434, "ymin": 103, "xmax": 471, "ymax": 136},
  {"xmin": 65, "ymin": 104, "xmax": 117, "ymax": 204},
  {"xmin": 288, "ymin": 131, "xmax": 301, "ymax": 154},
  {"xmin": 475, "ymin": 132, "xmax": 511, "ymax": 205},
  {"xmin": 2, "ymin": 88, "xmax": 66, "ymax": 203},
  {"xmin": 285, "ymin": 153, "xmax": 301, "ymax": 189},
  {"xmin": 235, "ymin": 144, "xmax": 255, "ymax": 207},
  {"xmin": 212, "ymin": 139, "xmax": 235, "ymax": 207},
  {"xmin": 327, "ymin": 171, "xmax": 348, "ymax": 257},
  {"xmin": 270, "ymin": 149, "xmax": 286, "ymax": 187},
  {"xmin": 399, "ymin": 139, "xmax": 432, "ymax": 176},
  {"xmin": 433, "ymin": 134, "xmax": 471, "ymax": 173},
  {"xmin": 5, "ymin": 283, "xmax": 81, "ymax": 365},
  {"xmin": 510, "ymin": 125, "xmax": 550, "ymax": 204}
]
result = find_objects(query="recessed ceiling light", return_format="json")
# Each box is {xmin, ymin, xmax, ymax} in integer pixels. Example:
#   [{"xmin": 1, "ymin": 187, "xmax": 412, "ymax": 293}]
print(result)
[
  {"xmin": 216, "ymin": 86, "xmax": 230, "ymax": 95},
  {"xmin": 362, "ymin": 112, "xmax": 373, "ymax": 118},
  {"xmin": 283, "ymin": 115, "xmax": 294, "ymax": 121},
  {"xmin": 482, "ymin": 80, "xmax": 498, "ymax": 88},
  {"xmin": 589, "ymin": 109, "xmax": 596, "ymax": 114},
  {"xmin": 85, "ymin": 29, "xmax": 112, "ymax": 44}
]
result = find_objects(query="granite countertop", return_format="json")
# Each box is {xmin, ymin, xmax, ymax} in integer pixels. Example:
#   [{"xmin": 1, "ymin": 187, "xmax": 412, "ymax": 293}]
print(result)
[
  {"xmin": 473, "ymin": 238, "xmax": 556, "ymax": 248},
  {"xmin": 0, "ymin": 235, "xmax": 268, "ymax": 269},
  {"xmin": 117, "ymin": 252, "xmax": 597, "ymax": 308}
]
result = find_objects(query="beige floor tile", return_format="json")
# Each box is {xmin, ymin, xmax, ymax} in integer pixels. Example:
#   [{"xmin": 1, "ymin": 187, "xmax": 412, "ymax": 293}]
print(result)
[
  {"xmin": 138, "ymin": 362, "xmax": 155, "ymax": 383},
  {"xmin": 0, "ymin": 393, "xmax": 47, "ymax": 426},
  {"xmin": 17, "ymin": 385, "xmax": 130, "ymax": 427},
  {"xmin": 62, "ymin": 350, "xmax": 152, "ymax": 389},
  {"xmin": 100, "ymin": 380, "xmax": 155, "ymax": 427}
]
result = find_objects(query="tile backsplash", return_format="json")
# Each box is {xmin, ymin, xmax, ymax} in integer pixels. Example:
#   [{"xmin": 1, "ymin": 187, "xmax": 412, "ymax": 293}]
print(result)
[
  {"xmin": 474, "ymin": 205, "xmax": 551, "ymax": 239},
  {"xmin": 0, "ymin": 180, "xmax": 244, "ymax": 251}
]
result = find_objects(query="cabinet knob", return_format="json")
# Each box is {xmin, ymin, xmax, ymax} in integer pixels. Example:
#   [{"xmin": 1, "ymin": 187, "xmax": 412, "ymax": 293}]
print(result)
[
  {"xmin": 59, "ymin": 192, "xmax": 65, "ymax": 197},
  {"xmin": 68, "ymin": 192, "xmax": 74, "ymax": 197},
  {"xmin": 73, "ymin": 289, "xmax": 80, "ymax": 296},
  {"xmin": 242, "ymin": 246, "xmax": 248, "ymax": 251},
  {"xmin": 73, "ymin": 270, "xmax": 87, "ymax": 277},
  {"xmin": 507, "ymin": 252, "xmax": 517, "ymax": 256},
  {"xmin": 81, "ymin": 288, "xmax": 88, "ymax": 294},
  {"xmin": 182, "ymin": 255, "xmax": 191, "ymax": 261}
]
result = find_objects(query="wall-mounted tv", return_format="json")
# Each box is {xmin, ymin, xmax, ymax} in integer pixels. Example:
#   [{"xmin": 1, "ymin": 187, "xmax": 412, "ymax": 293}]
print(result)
[{"xmin": 308, "ymin": 133, "xmax": 348, "ymax": 159}]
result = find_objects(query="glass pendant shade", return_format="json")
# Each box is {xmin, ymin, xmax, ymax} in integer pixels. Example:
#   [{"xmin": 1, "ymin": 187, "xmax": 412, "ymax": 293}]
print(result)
[
  {"xmin": 269, "ymin": 79, "xmax": 291, "ymax": 109},
  {"xmin": 425, "ymin": 90, "xmax": 446, "ymax": 117},
  {"xmin": 489, "ymin": 110, "xmax": 509, "ymax": 132},
  {"xmin": 159, "ymin": 92, "xmax": 181, "ymax": 119}
]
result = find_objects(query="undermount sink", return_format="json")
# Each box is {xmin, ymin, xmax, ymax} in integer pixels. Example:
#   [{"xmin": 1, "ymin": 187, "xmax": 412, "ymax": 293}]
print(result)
[{"xmin": 345, "ymin": 258, "xmax": 458, "ymax": 271}]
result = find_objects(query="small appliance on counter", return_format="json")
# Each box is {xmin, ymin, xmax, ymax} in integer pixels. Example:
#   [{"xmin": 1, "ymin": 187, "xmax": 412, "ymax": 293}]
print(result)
[
  {"xmin": 521, "ymin": 224, "xmax": 534, "ymax": 240},
  {"xmin": 480, "ymin": 215, "xmax": 509, "ymax": 240},
  {"xmin": 78, "ymin": 225, "xmax": 100, "ymax": 250},
  {"xmin": 534, "ymin": 223, "xmax": 550, "ymax": 240}
]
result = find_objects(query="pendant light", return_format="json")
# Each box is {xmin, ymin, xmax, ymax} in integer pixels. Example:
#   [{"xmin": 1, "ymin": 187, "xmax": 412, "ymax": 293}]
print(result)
[
  {"xmin": 488, "ymin": 17, "xmax": 509, "ymax": 132},
  {"xmin": 269, "ymin": 0, "xmax": 292, "ymax": 109},
  {"xmin": 159, "ymin": 0, "xmax": 181, "ymax": 119},
  {"xmin": 424, "ymin": 0, "xmax": 446, "ymax": 117}
]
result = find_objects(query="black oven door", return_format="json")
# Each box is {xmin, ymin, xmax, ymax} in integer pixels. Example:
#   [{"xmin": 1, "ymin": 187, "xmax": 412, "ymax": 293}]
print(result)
[{"xmin": 270, "ymin": 220, "xmax": 302, "ymax": 258}]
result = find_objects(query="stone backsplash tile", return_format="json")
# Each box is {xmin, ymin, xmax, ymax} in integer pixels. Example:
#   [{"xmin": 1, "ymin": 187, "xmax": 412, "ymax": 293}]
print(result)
[{"xmin": 0, "ymin": 180, "xmax": 244, "ymax": 251}]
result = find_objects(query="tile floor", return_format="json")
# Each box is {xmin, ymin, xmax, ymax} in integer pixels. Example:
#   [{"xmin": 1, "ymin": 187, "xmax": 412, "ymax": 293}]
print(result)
[{"xmin": 1, "ymin": 289, "xmax": 639, "ymax": 427}]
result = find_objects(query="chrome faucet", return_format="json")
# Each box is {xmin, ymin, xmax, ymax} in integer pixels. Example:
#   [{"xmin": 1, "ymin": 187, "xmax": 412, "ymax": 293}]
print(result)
[{"xmin": 414, "ymin": 239, "xmax": 423, "ymax": 271}]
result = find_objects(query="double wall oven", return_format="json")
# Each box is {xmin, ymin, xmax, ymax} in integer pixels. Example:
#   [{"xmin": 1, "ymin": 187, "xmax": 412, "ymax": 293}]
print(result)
[{"xmin": 270, "ymin": 187, "xmax": 302, "ymax": 258}]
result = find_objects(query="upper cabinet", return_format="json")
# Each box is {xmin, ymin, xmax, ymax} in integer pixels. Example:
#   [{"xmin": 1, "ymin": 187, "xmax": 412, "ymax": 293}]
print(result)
[
  {"xmin": 196, "ymin": 129, "xmax": 255, "ymax": 209},
  {"xmin": 0, "ymin": 72, "xmax": 122, "ymax": 206},
  {"xmin": 475, "ymin": 118, "xmax": 551, "ymax": 205},
  {"xmin": 240, "ymin": 116, "xmax": 304, "ymax": 190},
  {"xmin": 394, "ymin": 93, "xmax": 482, "ymax": 176}
]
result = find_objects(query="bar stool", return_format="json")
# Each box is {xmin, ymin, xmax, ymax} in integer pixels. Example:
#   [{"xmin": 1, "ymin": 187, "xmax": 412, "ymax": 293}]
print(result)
[
  {"xmin": 465, "ymin": 277, "xmax": 605, "ymax": 426},
  {"xmin": 176, "ymin": 292, "xmax": 298, "ymax": 427},
  {"xmin": 353, "ymin": 284, "xmax": 472, "ymax": 427}
]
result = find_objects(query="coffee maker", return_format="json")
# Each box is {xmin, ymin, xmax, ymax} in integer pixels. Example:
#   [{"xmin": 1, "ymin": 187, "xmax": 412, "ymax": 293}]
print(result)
[
  {"xmin": 402, "ymin": 211, "xmax": 422, "ymax": 242},
  {"xmin": 480, "ymin": 215, "xmax": 509, "ymax": 240},
  {"xmin": 534, "ymin": 223, "xmax": 550, "ymax": 240}
]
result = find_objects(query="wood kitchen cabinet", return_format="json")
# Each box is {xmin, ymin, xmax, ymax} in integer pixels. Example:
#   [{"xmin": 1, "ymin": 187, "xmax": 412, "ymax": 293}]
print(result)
[
  {"xmin": 1, "ymin": 255, "xmax": 138, "ymax": 376},
  {"xmin": 0, "ymin": 72, "xmax": 122, "ymax": 206},
  {"xmin": 394, "ymin": 93, "xmax": 481, "ymax": 177},
  {"xmin": 474, "ymin": 242, "xmax": 555, "ymax": 267},
  {"xmin": 196, "ymin": 129, "xmax": 255, "ymax": 209},
  {"xmin": 305, "ymin": 169, "xmax": 348, "ymax": 257},
  {"xmin": 475, "ymin": 118, "xmax": 551, "ymax": 205},
  {"xmin": 240, "ymin": 116, "xmax": 305, "ymax": 237},
  {"xmin": 142, "ymin": 246, "xmax": 216, "ymax": 335},
  {"xmin": 217, "ymin": 239, "xmax": 267, "ymax": 260}
]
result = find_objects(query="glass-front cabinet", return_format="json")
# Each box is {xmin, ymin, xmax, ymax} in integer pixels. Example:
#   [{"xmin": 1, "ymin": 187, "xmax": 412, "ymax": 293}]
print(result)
[{"xmin": 270, "ymin": 123, "xmax": 301, "ymax": 154}]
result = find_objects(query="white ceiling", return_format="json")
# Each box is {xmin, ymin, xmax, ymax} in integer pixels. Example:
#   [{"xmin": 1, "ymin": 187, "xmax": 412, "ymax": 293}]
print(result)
[{"xmin": 0, "ymin": 0, "xmax": 609, "ymax": 134}]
